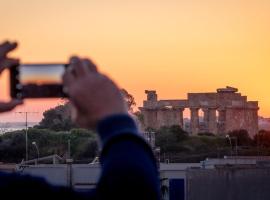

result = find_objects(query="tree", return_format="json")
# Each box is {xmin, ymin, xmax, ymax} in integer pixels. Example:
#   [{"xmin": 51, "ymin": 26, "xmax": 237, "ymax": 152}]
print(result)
[
  {"xmin": 198, "ymin": 132, "xmax": 215, "ymax": 137},
  {"xmin": 134, "ymin": 111, "xmax": 144, "ymax": 127},
  {"xmin": 155, "ymin": 125, "xmax": 188, "ymax": 153},
  {"xmin": 228, "ymin": 129, "xmax": 252, "ymax": 146},
  {"xmin": 121, "ymin": 89, "xmax": 136, "ymax": 112},
  {"xmin": 254, "ymin": 130, "xmax": 270, "ymax": 147},
  {"xmin": 0, "ymin": 128, "xmax": 98, "ymax": 163},
  {"xmin": 37, "ymin": 89, "xmax": 136, "ymax": 131},
  {"xmin": 35, "ymin": 103, "xmax": 77, "ymax": 131}
]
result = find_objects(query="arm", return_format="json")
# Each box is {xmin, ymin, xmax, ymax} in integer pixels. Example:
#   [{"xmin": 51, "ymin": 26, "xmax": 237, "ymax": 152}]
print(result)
[
  {"xmin": 0, "ymin": 41, "xmax": 76, "ymax": 198},
  {"xmin": 0, "ymin": 172, "xmax": 82, "ymax": 199},
  {"xmin": 96, "ymin": 115, "xmax": 160, "ymax": 200},
  {"xmin": 63, "ymin": 57, "xmax": 160, "ymax": 200}
]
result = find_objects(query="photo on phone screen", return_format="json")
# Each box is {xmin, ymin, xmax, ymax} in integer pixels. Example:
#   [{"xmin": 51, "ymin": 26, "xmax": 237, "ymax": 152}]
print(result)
[{"xmin": 10, "ymin": 64, "xmax": 67, "ymax": 99}]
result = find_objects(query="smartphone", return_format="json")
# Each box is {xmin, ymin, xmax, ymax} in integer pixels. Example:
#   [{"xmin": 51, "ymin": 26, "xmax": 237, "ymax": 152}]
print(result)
[{"xmin": 10, "ymin": 64, "xmax": 68, "ymax": 99}]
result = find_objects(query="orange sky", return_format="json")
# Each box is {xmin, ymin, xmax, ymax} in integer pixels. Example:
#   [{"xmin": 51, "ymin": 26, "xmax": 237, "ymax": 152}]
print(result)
[{"xmin": 0, "ymin": 0, "xmax": 270, "ymax": 122}]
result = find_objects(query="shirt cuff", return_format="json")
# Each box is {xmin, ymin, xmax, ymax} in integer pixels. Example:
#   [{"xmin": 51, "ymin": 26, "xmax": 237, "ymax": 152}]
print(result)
[{"xmin": 97, "ymin": 114, "xmax": 141, "ymax": 148}]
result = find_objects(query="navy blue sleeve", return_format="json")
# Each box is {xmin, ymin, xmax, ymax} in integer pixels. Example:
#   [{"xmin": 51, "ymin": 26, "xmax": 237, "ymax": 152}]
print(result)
[
  {"xmin": 96, "ymin": 114, "xmax": 160, "ymax": 200},
  {"xmin": 0, "ymin": 172, "xmax": 83, "ymax": 199}
]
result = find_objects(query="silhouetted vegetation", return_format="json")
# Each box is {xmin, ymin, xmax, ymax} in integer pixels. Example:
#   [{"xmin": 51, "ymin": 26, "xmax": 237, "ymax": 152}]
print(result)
[
  {"xmin": 35, "ymin": 89, "xmax": 135, "ymax": 131},
  {"xmin": 1, "ymin": 127, "xmax": 270, "ymax": 163},
  {"xmin": 121, "ymin": 89, "xmax": 136, "ymax": 112},
  {"xmin": 155, "ymin": 125, "xmax": 188, "ymax": 152},
  {"xmin": 155, "ymin": 126, "xmax": 270, "ymax": 163},
  {"xmin": 254, "ymin": 130, "xmax": 270, "ymax": 147},
  {"xmin": 0, "ymin": 89, "xmax": 138, "ymax": 163},
  {"xmin": 0, "ymin": 128, "xmax": 98, "ymax": 163},
  {"xmin": 35, "ymin": 103, "xmax": 77, "ymax": 131},
  {"xmin": 228, "ymin": 129, "xmax": 253, "ymax": 146}
]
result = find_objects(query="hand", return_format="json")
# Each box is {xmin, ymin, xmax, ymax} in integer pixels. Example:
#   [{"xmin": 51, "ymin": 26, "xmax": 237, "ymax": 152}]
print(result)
[
  {"xmin": 0, "ymin": 41, "xmax": 19, "ymax": 73},
  {"xmin": 0, "ymin": 100, "xmax": 23, "ymax": 113},
  {"xmin": 0, "ymin": 41, "xmax": 23, "ymax": 113},
  {"xmin": 63, "ymin": 56, "xmax": 128, "ymax": 128}
]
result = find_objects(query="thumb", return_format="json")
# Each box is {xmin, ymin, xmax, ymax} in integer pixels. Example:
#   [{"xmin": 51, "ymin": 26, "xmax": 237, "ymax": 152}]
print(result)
[{"xmin": 0, "ymin": 99, "xmax": 23, "ymax": 113}]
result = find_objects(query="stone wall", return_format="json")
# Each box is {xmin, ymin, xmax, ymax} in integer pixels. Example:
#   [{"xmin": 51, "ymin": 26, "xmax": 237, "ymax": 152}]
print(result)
[{"xmin": 186, "ymin": 167, "xmax": 270, "ymax": 200}]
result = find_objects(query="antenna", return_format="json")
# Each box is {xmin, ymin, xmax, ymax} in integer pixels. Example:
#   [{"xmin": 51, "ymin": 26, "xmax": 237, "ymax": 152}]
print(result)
[{"xmin": 15, "ymin": 111, "xmax": 39, "ymax": 161}]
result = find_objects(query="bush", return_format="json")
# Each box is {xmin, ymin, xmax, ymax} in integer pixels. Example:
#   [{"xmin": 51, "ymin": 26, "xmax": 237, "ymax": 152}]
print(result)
[
  {"xmin": 254, "ymin": 130, "xmax": 270, "ymax": 147},
  {"xmin": 35, "ymin": 103, "xmax": 77, "ymax": 131},
  {"xmin": 198, "ymin": 132, "xmax": 215, "ymax": 137},
  {"xmin": 156, "ymin": 125, "xmax": 188, "ymax": 153},
  {"xmin": 0, "ymin": 128, "xmax": 98, "ymax": 163},
  {"xmin": 228, "ymin": 129, "xmax": 252, "ymax": 146},
  {"xmin": 70, "ymin": 128, "xmax": 96, "ymax": 138}
]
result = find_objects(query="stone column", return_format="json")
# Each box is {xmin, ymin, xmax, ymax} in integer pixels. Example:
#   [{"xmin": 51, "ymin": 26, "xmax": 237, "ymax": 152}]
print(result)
[
  {"xmin": 139, "ymin": 108, "xmax": 158, "ymax": 130},
  {"xmin": 190, "ymin": 107, "xmax": 199, "ymax": 135},
  {"xmin": 244, "ymin": 108, "xmax": 259, "ymax": 138},
  {"xmin": 218, "ymin": 109, "xmax": 226, "ymax": 122},
  {"xmin": 208, "ymin": 108, "xmax": 217, "ymax": 134},
  {"xmin": 177, "ymin": 107, "xmax": 185, "ymax": 128},
  {"xmin": 202, "ymin": 108, "xmax": 210, "ymax": 131},
  {"xmin": 217, "ymin": 108, "xmax": 226, "ymax": 134}
]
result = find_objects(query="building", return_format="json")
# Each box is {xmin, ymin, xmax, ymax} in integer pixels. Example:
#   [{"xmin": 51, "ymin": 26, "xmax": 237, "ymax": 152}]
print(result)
[{"xmin": 139, "ymin": 87, "xmax": 259, "ymax": 137}]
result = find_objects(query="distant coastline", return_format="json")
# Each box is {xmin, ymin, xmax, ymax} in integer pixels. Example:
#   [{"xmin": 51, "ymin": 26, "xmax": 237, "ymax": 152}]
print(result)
[{"xmin": 0, "ymin": 122, "xmax": 38, "ymax": 134}]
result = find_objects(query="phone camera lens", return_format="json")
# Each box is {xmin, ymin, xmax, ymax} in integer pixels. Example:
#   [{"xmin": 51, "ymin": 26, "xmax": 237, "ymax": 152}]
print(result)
[{"xmin": 16, "ymin": 84, "xmax": 22, "ymax": 90}]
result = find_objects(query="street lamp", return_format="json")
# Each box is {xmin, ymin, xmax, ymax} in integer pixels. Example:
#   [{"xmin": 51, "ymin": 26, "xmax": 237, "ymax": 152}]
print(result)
[
  {"xmin": 155, "ymin": 147, "xmax": 161, "ymax": 163},
  {"xmin": 232, "ymin": 136, "xmax": 238, "ymax": 157},
  {"xmin": 32, "ymin": 141, "xmax": 40, "ymax": 164}
]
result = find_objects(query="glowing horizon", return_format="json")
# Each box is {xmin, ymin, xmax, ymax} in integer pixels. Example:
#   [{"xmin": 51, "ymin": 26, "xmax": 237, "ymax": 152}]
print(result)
[
  {"xmin": 0, "ymin": 0, "xmax": 270, "ymax": 123},
  {"xmin": 20, "ymin": 65, "xmax": 64, "ymax": 85}
]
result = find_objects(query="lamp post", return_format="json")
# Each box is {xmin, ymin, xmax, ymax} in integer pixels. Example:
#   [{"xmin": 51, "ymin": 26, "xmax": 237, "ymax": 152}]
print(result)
[
  {"xmin": 232, "ymin": 136, "xmax": 238, "ymax": 157},
  {"xmin": 32, "ymin": 141, "xmax": 40, "ymax": 164},
  {"xmin": 155, "ymin": 147, "xmax": 161, "ymax": 163}
]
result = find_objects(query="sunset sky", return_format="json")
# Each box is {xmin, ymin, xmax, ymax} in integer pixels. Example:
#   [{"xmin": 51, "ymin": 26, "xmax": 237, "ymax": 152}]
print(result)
[
  {"xmin": 0, "ymin": 0, "xmax": 270, "ymax": 122},
  {"xmin": 20, "ymin": 65, "xmax": 64, "ymax": 85}
]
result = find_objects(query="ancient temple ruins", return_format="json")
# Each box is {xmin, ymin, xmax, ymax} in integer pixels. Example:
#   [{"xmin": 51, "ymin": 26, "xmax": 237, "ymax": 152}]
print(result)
[{"xmin": 139, "ymin": 87, "xmax": 259, "ymax": 137}]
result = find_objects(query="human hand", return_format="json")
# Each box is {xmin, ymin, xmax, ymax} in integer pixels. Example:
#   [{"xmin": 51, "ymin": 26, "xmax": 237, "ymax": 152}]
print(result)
[
  {"xmin": 63, "ymin": 56, "xmax": 127, "ymax": 128},
  {"xmin": 0, "ymin": 41, "xmax": 23, "ymax": 113},
  {"xmin": 0, "ymin": 41, "xmax": 19, "ymax": 73}
]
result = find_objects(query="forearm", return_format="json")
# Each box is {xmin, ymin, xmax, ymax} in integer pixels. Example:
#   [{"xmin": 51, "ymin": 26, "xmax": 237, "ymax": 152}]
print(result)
[{"xmin": 96, "ymin": 114, "xmax": 160, "ymax": 200}]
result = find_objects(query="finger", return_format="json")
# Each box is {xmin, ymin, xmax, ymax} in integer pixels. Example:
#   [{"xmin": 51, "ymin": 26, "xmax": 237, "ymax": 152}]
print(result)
[
  {"xmin": 69, "ymin": 56, "xmax": 88, "ymax": 77},
  {"xmin": 0, "ymin": 99, "xmax": 23, "ymax": 113},
  {"xmin": 0, "ymin": 58, "xmax": 19, "ymax": 73},
  {"xmin": 0, "ymin": 41, "xmax": 18, "ymax": 58},
  {"xmin": 68, "ymin": 102, "xmax": 78, "ymax": 122},
  {"xmin": 63, "ymin": 69, "xmax": 76, "ymax": 88},
  {"xmin": 82, "ymin": 58, "xmax": 98, "ymax": 73}
]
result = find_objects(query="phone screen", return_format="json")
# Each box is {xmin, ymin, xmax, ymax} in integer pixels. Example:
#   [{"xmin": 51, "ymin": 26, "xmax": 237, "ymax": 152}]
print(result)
[
  {"xmin": 11, "ymin": 64, "xmax": 67, "ymax": 98},
  {"xmin": 19, "ymin": 64, "xmax": 65, "ymax": 85}
]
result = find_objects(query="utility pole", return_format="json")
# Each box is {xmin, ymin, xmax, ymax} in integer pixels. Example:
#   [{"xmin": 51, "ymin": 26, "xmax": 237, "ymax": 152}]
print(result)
[
  {"xmin": 16, "ymin": 112, "xmax": 38, "ymax": 161},
  {"xmin": 68, "ymin": 139, "xmax": 71, "ymax": 159},
  {"xmin": 226, "ymin": 135, "xmax": 233, "ymax": 157}
]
